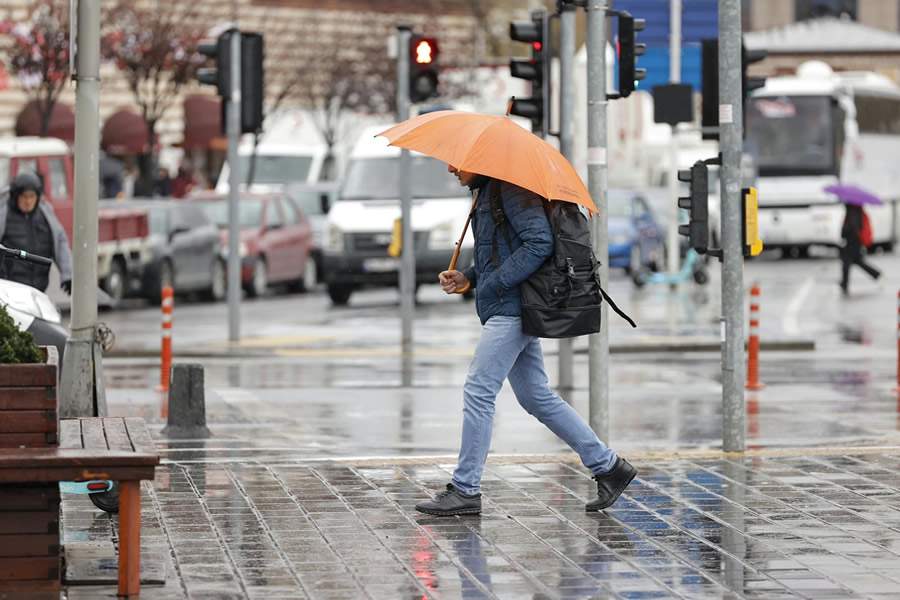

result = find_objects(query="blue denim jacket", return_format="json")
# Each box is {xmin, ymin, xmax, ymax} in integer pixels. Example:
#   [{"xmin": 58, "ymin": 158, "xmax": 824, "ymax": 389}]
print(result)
[{"xmin": 462, "ymin": 179, "xmax": 553, "ymax": 325}]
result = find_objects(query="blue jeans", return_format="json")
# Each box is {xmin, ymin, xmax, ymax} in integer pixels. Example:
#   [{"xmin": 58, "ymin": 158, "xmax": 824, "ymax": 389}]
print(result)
[{"xmin": 451, "ymin": 316, "xmax": 618, "ymax": 495}]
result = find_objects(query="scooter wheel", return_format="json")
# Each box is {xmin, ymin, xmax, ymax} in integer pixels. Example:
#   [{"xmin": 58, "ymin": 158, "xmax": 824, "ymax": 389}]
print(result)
[
  {"xmin": 89, "ymin": 482, "xmax": 120, "ymax": 514},
  {"xmin": 693, "ymin": 269, "xmax": 709, "ymax": 285}
]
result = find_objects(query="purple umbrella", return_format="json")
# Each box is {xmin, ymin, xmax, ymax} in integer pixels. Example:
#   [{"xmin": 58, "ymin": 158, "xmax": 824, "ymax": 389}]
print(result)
[{"xmin": 824, "ymin": 184, "xmax": 883, "ymax": 206}]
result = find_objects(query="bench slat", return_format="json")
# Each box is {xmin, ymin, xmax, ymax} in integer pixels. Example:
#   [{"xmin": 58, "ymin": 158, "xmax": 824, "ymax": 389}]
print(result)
[
  {"xmin": 102, "ymin": 418, "xmax": 132, "ymax": 452},
  {"xmin": 124, "ymin": 418, "xmax": 155, "ymax": 453},
  {"xmin": 58, "ymin": 420, "xmax": 82, "ymax": 449},
  {"xmin": 0, "ymin": 465, "xmax": 156, "ymax": 484},
  {"xmin": 79, "ymin": 419, "xmax": 107, "ymax": 451},
  {"xmin": 0, "ymin": 449, "xmax": 158, "ymax": 467}
]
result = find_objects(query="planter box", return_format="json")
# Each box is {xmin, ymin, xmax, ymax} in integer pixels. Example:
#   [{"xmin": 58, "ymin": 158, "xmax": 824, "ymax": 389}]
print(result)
[{"xmin": 0, "ymin": 348, "xmax": 58, "ymax": 448}]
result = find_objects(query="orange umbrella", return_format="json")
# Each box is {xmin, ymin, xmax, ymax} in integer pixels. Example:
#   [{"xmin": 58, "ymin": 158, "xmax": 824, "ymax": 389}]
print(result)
[{"xmin": 377, "ymin": 110, "xmax": 595, "ymax": 214}]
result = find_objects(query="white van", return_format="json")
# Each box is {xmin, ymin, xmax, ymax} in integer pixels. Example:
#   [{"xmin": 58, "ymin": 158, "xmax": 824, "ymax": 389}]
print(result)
[
  {"xmin": 321, "ymin": 124, "xmax": 475, "ymax": 306},
  {"xmin": 215, "ymin": 140, "xmax": 328, "ymax": 194}
]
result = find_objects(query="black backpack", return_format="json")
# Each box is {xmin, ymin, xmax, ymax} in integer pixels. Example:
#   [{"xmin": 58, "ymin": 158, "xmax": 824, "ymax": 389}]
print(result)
[{"xmin": 487, "ymin": 182, "xmax": 636, "ymax": 338}]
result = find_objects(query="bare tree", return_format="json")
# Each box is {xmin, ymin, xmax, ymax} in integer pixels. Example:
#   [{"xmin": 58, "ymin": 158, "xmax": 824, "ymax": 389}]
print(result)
[
  {"xmin": 101, "ymin": 0, "xmax": 209, "ymax": 187},
  {"xmin": 0, "ymin": 0, "xmax": 70, "ymax": 137},
  {"xmin": 273, "ymin": 13, "xmax": 396, "ymax": 180}
]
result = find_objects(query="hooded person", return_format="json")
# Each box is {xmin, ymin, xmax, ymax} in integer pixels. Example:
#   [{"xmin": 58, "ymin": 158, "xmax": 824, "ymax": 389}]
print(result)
[{"xmin": 0, "ymin": 171, "xmax": 73, "ymax": 293}]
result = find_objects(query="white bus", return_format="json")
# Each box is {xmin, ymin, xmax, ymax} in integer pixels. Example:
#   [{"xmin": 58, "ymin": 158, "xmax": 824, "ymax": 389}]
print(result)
[{"xmin": 746, "ymin": 61, "xmax": 900, "ymax": 255}]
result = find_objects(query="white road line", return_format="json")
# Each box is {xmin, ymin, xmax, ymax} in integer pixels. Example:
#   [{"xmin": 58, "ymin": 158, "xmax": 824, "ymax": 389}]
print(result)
[{"xmin": 784, "ymin": 276, "xmax": 815, "ymax": 336}]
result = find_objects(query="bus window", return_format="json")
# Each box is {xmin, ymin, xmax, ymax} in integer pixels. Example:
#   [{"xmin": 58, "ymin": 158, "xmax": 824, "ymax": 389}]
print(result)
[
  {"xmin": 746, "ymin": 95, "xmax": 838, "ymax": 177},
  {"xmin": 855, "ymin": 96, "xmax": 900, "ymax": 135}
]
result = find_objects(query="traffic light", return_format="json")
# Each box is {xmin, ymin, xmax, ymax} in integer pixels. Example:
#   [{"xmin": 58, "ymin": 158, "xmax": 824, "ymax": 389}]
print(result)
[
  {"xmin": 743, "ymin": 46, "xmax": 767, "ymax": 98},
  {"xmin": 196, "ymin": 31, "xmax": 265, "ymax": 134},
  {"xmin": 197, "ymin": 31, "xmax": 233, "ymax": 97},
  {"xmin": 743, "ymin": 187, "xmax": 764, "ymax": 257},
  {"xmin": 509, "ymin": 10, "xmax": 548, "ymax": 135},
  {"xmin": 617, "ymin": 11, "xmax": 646, "ymax": 98},
  {"xmin": 701, "ymin": 37, "xmax": 767, "ymax": 139},
  {"xmin": 677, "ymin": 161, "xmax": 710, "ymax": 253},
  {"xmin": 409, "ymin": 35, "xmax": 439, "ymax": 103},
  {"xmin": 241, "ymin": 33, "xmax": 264, "ymax": 134}
]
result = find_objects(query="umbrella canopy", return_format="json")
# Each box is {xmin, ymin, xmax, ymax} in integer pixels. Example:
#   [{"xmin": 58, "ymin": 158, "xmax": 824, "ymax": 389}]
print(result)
[
  {"xmin": 824, "ymin": 184, "xmax": 883, "ymax": 206},
  {"xmin": 377, "ymin": 110, "xmax": 596, "ymax": 214}
]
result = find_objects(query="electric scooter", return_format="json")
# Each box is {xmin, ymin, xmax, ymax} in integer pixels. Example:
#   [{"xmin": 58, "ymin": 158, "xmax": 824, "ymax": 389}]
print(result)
[{"xmin": 0, "ymin": 243, "xmax": 119, "ymax": 513}]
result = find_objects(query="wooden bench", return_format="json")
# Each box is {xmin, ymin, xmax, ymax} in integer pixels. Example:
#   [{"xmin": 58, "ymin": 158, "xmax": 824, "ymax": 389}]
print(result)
[{"xmin": 0, "ymin": 417, "xmax": 159, "ymax": 598}]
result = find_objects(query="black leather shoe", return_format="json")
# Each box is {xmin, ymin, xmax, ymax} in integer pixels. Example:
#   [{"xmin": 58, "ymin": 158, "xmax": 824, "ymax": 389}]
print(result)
[
  {"xmin": 415, "ymin": 483, "xmax": 482, "ymax": 516},
  {"xmin": 586, "ymin": 457, "xmax": 637, "ymax": 512}
]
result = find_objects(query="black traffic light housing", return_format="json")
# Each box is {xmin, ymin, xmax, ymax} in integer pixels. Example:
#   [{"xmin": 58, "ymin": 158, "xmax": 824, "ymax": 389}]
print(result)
[
  {"xmin": 677, "ymin": 161, "xmax": 710, "ymax": 253},
  {"xmin": 196, "ymin": 30, "xmax": 265, "ymax": 134},
  {"xmin": 617, "ymin": 11, "xmax": 646, "ymax": 99},
  {"xmin": 509, "ymin": 10, "xmax": 549, "ymax": 136},
  {"xmin": 701, "ymin": 37, "xmax": 767, "ymax": 140},
  {"xmin": 409, "ymin": 35, "xmax": 439, "ymax": 103}
]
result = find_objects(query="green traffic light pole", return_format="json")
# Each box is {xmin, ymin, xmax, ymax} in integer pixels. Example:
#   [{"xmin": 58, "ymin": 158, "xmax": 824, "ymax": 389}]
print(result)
[
  {"xmin": 61, "ymin": 0, "xmax": 106, "ymax": 418},
  {"xmin": 718, "ymin": 0, "xmax": 746, "ymax": 452},
  {"xmin": 396, "ymin": 25, "xmax": 414, "ymax": 387}
]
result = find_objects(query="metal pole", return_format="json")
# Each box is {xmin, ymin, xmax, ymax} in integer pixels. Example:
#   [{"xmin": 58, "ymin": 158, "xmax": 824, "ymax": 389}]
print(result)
[
  {"xmin": 60, "ymin": 0, "xmax": 101, "ymax": 418},
  {"xmin": 396, "ymin": 26, "xmax": 414, "ymax": 387},
  {"xmin": 587, "ymin": 0, "xmax": 610, "ymax": 442},
  {"xmin": 667, "ymin": 0, "xmax": 682, "ymax": 281},
  {"xmin": 557, "ymin": 2, "xmax": 576, "ymax": 400},
  {"xmin": 227, "ymin": 30, "xmax": 242, "ymax": 342},
  {"xmin": 719, "ymin": 0, "xmax": 746, "ymax": 452}
]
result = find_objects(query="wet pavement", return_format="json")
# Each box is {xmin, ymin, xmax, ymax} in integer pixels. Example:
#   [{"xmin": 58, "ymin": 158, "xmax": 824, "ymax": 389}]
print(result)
[
  {"xmin": 61, "ymin": 452, "xmax": 900, "ymax": 599},
  {"xmin": 50, "ymin": 250, "xmax": 900, "ymax": 597}
]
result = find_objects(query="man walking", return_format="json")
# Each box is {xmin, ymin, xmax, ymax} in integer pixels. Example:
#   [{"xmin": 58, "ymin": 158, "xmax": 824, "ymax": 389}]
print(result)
[
  {"xmin": 0, "ymin": 172, "xmax": 73, "ymax": 293},
  {"xmin": 415, "ymin": 167, "xmax": 636, "ymax": 517}
]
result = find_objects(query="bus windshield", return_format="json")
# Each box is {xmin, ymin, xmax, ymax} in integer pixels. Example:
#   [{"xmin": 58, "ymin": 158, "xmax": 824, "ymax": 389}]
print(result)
[{"xmin": 746, "ymin": 95, "xmax": 841, "ymax": 177}]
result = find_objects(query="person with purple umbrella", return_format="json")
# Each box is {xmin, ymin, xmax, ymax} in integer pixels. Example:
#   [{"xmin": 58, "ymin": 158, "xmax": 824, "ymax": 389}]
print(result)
[{"xmin": 825, "ymin": 184, "xmax": 882, "ymax": 295}]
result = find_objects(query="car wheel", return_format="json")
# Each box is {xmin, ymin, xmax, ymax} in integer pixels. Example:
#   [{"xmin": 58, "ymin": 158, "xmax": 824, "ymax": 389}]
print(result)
[
  {"xmin": 103, "ymin": 259, "xmax": 127, "ymax": 304},
  {"xmin": 205, "ymin": 259, "xmax": 227, "ymax": 302},
  {"xmin": 245, "ymin": 258, "xmax": 268, "ymax": 298},
  {"xmin": 327, "ymin": 284, "xmax": 353, "ymax": 306},
  {"xmin": 149, "ymin": 260, "xmax": 175, "ymax": 304}
]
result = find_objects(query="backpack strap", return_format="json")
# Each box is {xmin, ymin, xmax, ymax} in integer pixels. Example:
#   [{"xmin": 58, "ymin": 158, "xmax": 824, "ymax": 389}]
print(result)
[
  {"xmin": 595, "ymin": 274, "xmax": 637, "ymax": 328},
  {"xmin": 487, "ymin": 180, "xmax": 513, "ymax": 269}
]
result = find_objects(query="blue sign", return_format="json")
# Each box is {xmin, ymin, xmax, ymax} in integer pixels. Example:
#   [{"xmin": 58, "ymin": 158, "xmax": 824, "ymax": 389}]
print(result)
[{"xmin": 613, "ymin": 0, "xmax": 718, "ymax": 90}]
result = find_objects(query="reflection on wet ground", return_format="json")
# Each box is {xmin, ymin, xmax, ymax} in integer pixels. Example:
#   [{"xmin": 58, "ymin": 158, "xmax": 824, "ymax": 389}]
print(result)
[{"xmin": 62, "ymin": 454, "xmax": 900, "ymax": 599}]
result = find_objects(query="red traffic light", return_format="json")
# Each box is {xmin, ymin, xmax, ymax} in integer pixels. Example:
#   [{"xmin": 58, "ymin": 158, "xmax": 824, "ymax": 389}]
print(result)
[
  {"xmin": 412, "ymin": 37, "xmax": 438, "ymax": 65},
  {"xmin": 532, "ymin": 41, "xmax": 542, "ymax": 52}
]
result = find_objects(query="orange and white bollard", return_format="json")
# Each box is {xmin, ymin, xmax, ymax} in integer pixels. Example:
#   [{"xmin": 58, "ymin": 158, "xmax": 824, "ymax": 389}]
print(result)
[
  {"xmin": 895, "ymin": 289, "xmax": 900, "ymax": 393},
  {"xmin": 159, "ymin": 286, "xmax": 174, "ymax": 394},
  {"xmin": 746, "ymin": 283, "xmax": 764, "ymax": 391}
]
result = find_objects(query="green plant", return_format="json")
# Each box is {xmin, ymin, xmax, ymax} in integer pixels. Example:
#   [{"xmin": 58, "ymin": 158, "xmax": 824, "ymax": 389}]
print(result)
[{"xmin": 0, "ymin": 303, "xmax": 43, "ymax": 364}]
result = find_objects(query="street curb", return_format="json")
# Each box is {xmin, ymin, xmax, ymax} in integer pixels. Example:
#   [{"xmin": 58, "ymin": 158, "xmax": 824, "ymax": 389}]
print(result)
[{"xmin": 106, "ymin": 338, "xmax": 816, "ymax": 359}]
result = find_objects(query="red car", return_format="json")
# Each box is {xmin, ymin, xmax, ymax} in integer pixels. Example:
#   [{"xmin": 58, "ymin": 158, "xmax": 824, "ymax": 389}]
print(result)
[{"xmin": 193, "ymin": 193, "xmax": 313, "ymax": 297}]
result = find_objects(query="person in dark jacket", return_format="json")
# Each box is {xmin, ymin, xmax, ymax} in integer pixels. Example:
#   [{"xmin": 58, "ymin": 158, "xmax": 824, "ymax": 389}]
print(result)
[
  {"xmin": 839, "ymin": 203, "xmax": 880, "ymax": 295},
  {"xmin": 0, "ymin": 172, "xmax": 73, "ymax": 293},
  {"xmin": 415, "ymin": 167, "xmax": 636, "ymax": 517}
]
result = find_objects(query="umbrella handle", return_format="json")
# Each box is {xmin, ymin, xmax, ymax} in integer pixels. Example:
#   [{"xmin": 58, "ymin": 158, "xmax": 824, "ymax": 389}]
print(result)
[{"xmin": 446, "ymin": 192, "xmax": 478, "ymax": 293}]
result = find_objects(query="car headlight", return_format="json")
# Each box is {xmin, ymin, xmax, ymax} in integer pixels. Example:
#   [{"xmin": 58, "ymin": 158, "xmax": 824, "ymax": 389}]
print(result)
[
  {"xmin": 0, "ymin": 285, "xmax": 61, "ymax": 324},
  {"xmin": 326, "ymin": 224, "xmax": 344, "ymax": 253},
  {"xmin": 428, "ymin": 221, "xmax": 456, "ymax": 250}
]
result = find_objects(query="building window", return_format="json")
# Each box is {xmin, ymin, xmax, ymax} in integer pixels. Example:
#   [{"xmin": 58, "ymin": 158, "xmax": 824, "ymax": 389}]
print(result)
[{"xmin": 795, "ymin": 0, "xmax": 857, "ymax": 20}]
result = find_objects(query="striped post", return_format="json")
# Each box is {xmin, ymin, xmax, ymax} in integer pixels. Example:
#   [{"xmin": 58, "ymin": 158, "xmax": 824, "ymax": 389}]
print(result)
[
  {"xmin": 746, "ymin": 283, "xmax": 764, "ymax": 391},
  {"xmin": 895, "ymin": 290, "xmax": 899, "ymax": 393},
  {"xmin": 160, "ymin": 286, "xmax": 174, "ymax": 394}
]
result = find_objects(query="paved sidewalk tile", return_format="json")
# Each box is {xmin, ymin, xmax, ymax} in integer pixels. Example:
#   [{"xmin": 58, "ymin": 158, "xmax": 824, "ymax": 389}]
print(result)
[{"xmin": 60, "ymin": 452, "xmax": 900, "ymax": 599}]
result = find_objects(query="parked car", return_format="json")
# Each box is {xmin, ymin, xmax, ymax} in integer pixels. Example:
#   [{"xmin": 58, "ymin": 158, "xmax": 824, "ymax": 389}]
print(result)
[
  {"xmin": 607, "ymin": 190, "xmax": 666, "ymax": 284},
  {"xmin": 284, "ymin": 182, "xmax": 338, "ymax": 289},
  {"xmin": 193, "ymin": 193, "xmax": 313, "ymax": 297},
  {"xmin": 99, "ymin": 199, "xmax": 224, "ymax": 303}
]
